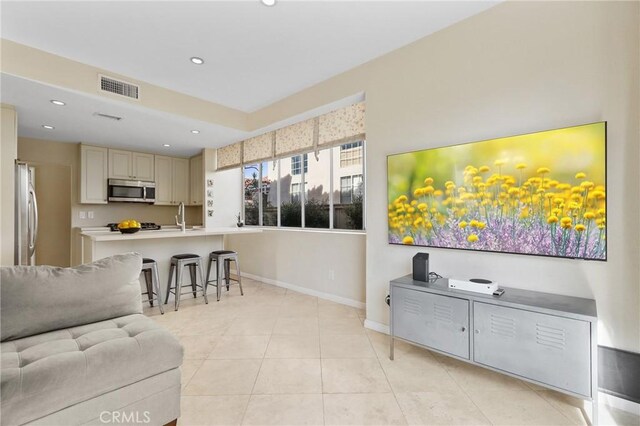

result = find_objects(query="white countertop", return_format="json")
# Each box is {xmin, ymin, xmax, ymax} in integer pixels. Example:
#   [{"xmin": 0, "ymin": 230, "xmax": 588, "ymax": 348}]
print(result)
[{"xmin": 81, "ymin": 227, "xmax": 262, "ymax": 242}]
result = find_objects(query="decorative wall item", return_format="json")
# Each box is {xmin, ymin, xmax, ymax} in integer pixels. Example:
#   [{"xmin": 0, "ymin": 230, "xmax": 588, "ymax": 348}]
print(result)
[
  {"xmin": 207, "ymin": 199, "xmax": 214, "ymax": 207},
  {"xmin": 207, "ymin": 179, "xmax": 214, "ymax": 187},
  {"xmin": 387, "ymin": 122, "xmax": 607, "ymax": 260},
  {"xmin": 207, "ymin": 189, "xmax": 214, "ymax": 198},
  {"xmin": 207, "ymin": 210, "xmax": 214, "ymax": 217}
]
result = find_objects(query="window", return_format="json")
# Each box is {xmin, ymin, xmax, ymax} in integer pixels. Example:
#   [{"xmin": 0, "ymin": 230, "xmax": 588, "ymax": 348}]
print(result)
[
  {"xmin": 242, "ymin": 141, "xmax": 365, "ymax": 230},
  {"xmin": 243, "ymin": 164, "xmax": 260, "ymax": 226},
  {"xmin": 291, "ymin": 154, "xmax": 308, "ymax": 175},
  {"xmin": 262, "ymin": 161, "xmax": 278, "ymax": 226},
  {"xmin": 339, "ymin": 174, "xmax": 363, "ymax": 205},
  {"xmin": 290, "ymin": 183, "xmax": 302, "ymax": 203},
  {"xmin": 340, "ymin": 176, "xmax": 352, "ymax": 204},
  {"xmin": 340, "ymin": 141, "xmax": 363, "ymax": 168},
  {"xmin": 305, "ymin": 149, "xmax": 330, "ymax": 228}
]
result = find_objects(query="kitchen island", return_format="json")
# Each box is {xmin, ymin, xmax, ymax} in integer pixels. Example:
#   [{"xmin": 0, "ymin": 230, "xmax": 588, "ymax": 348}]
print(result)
[{"xmin": 81, "ymin": 227, "xmax": 262, "ymax": 301}]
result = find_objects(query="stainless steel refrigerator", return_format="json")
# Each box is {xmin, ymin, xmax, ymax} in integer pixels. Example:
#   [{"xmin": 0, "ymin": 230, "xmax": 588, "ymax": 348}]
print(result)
[{"xmin": 15, "ymin": 161, "xmax": 38, "ymax": 265}]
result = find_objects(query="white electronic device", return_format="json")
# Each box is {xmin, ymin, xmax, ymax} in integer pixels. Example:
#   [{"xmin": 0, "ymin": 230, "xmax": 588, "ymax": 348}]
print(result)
[{"xmin": 448, "ymin": 278, "xmax": 498, "ymax": 295}]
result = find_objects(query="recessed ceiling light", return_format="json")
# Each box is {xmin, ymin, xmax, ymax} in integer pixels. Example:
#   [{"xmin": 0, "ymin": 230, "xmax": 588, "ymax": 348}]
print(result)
[
  {"xmin": 190, "ymin": 57, "xmax": 204, "ymax": 65},
  {"xmin": 261, "ymin": 0, "xmax": 276, "ymax": 6},
  {"xmin": 42, "ymin": 125, "xmax": 55, "ymax": 130},
  {"xmin": 191, "ymin": 130, "xmax": 200, "ymax": 134},
  {"xmin": 163, "ymin": 144, "xmax": 171, "ymax": 147},
  {"xmin": 50, "ymin": 100, "xmax": 66, "ymax": 106}
]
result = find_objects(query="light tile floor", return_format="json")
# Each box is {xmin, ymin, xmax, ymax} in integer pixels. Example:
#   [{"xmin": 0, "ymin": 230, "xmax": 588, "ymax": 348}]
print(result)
[{"xmin": 145, "ymin": 278, "xmax": 640, "ymax": 426}]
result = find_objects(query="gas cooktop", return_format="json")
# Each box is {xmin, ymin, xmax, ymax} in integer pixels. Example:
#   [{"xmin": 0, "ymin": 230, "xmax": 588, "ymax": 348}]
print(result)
[{"xmin": 107, "ymin": 223, "xmax": 162, "ymax": 232}]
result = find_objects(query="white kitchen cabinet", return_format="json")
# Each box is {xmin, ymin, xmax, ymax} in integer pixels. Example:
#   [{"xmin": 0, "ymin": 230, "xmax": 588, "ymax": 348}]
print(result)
[
  {"xmin": 108, "ymin": 149, "xmax": 132, "ymax": 179},
  {"xmin": 154, "ymin": 155, "xmax": 189, "ymax": 205},
  {"xmin": 133, "ymin": 152, "xmax": 155, "ymax": 181},
  {"xmin": 109, "ymin": 149, "xmax": 155, "ymax": 180},
  {"xmin": 80, "ymin": 144, "xmax": 108, "ymax": 204},
  {"xmin": 189, "ymin": 154, "xmax": 203, "ymax": 206},
  {"xmin": 154, "ymin": 155, "xmax": 173, "ymax": 205},
  {"xmin": 172, "ymin": 158, "xmax": 189, "ymax": 205}
]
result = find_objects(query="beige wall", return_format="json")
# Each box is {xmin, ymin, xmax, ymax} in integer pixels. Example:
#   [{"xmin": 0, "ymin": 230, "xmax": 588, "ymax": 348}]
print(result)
[
  {"xmin": 227, "ymin": 230, "xmax": 366, "ymax": 306},
  {"xmin": 32, "ymin": 163, "xmax": 72, "ymax": 266},
  {"xmin": 230, "ymin": 2, "xmax": 640, "ymax": 352},
  {"xmin": 17, "ymin": 138, "xmax": 202, "ymax": 265},
  {"xmin": 0, "ymin": 105, "xmax": 18, "ymax": 266}
]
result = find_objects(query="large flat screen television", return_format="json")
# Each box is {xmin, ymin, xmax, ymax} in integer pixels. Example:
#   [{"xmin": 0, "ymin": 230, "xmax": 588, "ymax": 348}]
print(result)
[{"xmin": 387, "ymin": 122, "xmax": 606, "ymax": 260}]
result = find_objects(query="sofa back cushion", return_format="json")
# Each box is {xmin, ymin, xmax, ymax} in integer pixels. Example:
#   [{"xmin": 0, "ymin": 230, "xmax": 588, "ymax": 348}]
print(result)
[{"xmin": 1, "ymin": 253, "xmax": 143, "ymax": 342}]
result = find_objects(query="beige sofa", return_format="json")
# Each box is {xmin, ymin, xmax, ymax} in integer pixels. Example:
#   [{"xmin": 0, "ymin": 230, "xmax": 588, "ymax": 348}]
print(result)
[{"xmin": 0, "ymin": 253, "xmax": 183, "ymax": 426}]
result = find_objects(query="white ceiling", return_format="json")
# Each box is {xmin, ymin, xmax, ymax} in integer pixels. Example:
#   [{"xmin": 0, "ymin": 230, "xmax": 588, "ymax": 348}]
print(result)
[
  {"xmin": 0, "ymin": 73, "xmax": 248, "ymax": 156},
  {"xmin": 1, "ymin": 1, "xmax": 498, "ymax": 112},
  {"xmin": 1, "ymin": 1, "xmax": 498, "ymax": 154}
]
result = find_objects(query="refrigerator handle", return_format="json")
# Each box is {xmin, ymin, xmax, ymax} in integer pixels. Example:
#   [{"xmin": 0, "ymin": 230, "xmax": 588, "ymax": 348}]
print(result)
[{"xmin": 28, "ymin": 183, "xmax": 38, "ymax": 258}]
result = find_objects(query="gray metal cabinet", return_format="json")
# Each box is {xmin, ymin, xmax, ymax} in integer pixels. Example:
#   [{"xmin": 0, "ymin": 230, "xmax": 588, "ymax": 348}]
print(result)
[
  {"xmin": 389, "ymin": 275, "xmax": 597, "ymax": 421},
  {"xmin": 392, "ymin": 286, "xmax": 469, "ymax": 359},
  {"xmin": 473, "ymin": 302, "xmax": 591, "ymax": 397}
]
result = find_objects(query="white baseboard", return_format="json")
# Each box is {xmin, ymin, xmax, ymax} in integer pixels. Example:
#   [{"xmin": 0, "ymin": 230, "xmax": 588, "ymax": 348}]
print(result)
[
  {"xmin": 241, "ymin": 272, "xmax": 366, "ymax": 310},
  {"xmin": 598, "ymin": 392, "xmax": 640, "ymax": 416},
  {"xmin": 361, "ymin": 320, "xmax": 640, "ymax": 416},
  {"xmin": 364, "ymin": 319, "xmax": 390, "ymax": 334}
]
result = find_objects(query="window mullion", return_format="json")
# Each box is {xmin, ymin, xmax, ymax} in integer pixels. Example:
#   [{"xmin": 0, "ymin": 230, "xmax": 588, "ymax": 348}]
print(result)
[
  {"xmin": 276, "ymin": 160, "xmax": 281, "ymax": 227},
  {"xmin": 258, "ymin": 164, "xmax": 263, "ymax": 226},
  {"xmin": 329, "ymin": 147, "xmax": 334, "ymax": 229},
  {"xmin": 301, "ymin": 159, "xmax": 305, "ymax": 228},
  {"xmin": 362, "ymin": 140, "xmax": 366, "ymax": 230}
]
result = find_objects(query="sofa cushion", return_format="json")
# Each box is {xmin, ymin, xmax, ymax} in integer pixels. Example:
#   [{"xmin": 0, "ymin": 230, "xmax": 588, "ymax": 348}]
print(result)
[
  {"xmin": 1, "ymin": 253, "xmax": 143, "ymax": 342},
  {"xmin": 0, "ymin": 314, "xmax": 183, "ymax": 426}
]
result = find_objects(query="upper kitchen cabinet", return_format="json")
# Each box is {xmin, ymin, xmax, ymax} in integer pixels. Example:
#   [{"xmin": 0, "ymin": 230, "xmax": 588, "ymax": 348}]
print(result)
[
  {"xmin": 108, "ymin": 149, "xmax": 155, "ymax": 181},
  {"xmin": 132, "ymin": 152, "xmax": 155, "ymax": 180},
  {"xmin": 173, "ymin": 158, "xmax": 189, "ymax": 205},
  {"xmin": 154, "ymin": 155, "xmax": 189, "ymax": 206},
  {"xmin": 80, "ymin": 144, "xmax": 108, "ymax": 204},
  {"xmin": 189, "ymin": 154, "xmax": 203, "ymax": 206}
]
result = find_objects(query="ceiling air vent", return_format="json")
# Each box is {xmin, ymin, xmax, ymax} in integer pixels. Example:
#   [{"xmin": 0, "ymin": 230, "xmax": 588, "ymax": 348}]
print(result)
[
  {"xmin": 94, "ymin": 112, "xmax": 123, "ymax": 121},
  {"xmin": 99, "ymin": 75, "xmax": 140, "ymax": 100}
]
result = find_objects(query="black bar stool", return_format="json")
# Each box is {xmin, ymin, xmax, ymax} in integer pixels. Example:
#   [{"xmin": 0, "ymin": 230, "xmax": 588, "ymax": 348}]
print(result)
[
  {"xmin": 165, "ymin": 254, "xmax": 208, "ymax": 311},
  {"xmin": 141, "ymin": 258, "xmax": 164, "ymax": 314},
  {"xmin": 205, "ymin": 250, "xmax": 243, "ymax": 302}
]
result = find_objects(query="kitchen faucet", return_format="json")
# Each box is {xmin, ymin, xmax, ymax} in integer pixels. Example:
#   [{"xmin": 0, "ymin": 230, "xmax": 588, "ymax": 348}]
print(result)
[{"xmin": 175, "ymin": 202, "xmax": 186, "ymax": 232}]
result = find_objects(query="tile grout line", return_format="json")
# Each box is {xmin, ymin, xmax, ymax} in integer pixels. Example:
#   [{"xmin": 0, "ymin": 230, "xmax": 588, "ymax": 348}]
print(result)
[
  {"xmin": 363, "ymin": 328, "xmax": 410, "ymax": 425},
  {"xmin": 430, "ymin": 353, "xmax": 495, "ymax": 425},
  {"xmin": 238, "ymin": 283, "xmax": 280, "ymax": 425}
]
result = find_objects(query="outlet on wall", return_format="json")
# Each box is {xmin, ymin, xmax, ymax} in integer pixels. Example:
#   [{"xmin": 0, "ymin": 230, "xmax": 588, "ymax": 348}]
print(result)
[
  {"xmin": 79, "ymin": 211, "xmax": 86, "ymax": 219},
  {"xmin": 88, "ymin": 211, "xmax": 94, "ymax": 219}
]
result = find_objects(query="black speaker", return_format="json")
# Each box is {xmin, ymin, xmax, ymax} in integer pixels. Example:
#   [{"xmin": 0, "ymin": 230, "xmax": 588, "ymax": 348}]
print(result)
[{"xmin": 412, "ymin": 252, "xmax": 429, "ymax": 282}]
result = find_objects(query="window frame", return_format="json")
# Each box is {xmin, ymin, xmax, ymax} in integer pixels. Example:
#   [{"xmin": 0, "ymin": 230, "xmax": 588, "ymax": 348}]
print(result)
[
  {"xmin": 291, "ymin": 153, "xmax": 308, "ymax": 176},
  {"xmin": 241, "ymin": 141, "xmax": 366, "ymax": 231}
]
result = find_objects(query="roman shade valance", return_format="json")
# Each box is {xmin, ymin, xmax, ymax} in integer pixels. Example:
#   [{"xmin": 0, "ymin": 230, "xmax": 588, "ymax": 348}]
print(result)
[
  {"xmin": 216, "ymin": 142, "xmax": 242, "ymax": 170},
  {"xmin": 319, "ymin": 102, "xmax": 366, "ymax": 147},
  {"xmin": 216, "ymin": 102, "xmax": 365, "ymax": 169},
  {"xmin": 243, "ymin": 132, "xmax": 275, "ymax": 163},
  {"xmin": 275, "ymin": 118, "xmax": 315, "ymax": 157}
]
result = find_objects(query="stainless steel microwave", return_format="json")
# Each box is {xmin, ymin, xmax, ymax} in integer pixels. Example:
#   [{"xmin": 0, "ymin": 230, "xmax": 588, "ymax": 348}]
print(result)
[{"xmin": 108, "ymin": 179, "xmax": 156, "ymax": 203}]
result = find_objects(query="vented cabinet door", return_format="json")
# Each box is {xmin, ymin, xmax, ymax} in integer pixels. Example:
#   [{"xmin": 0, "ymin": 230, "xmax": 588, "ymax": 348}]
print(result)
[
  {"xmin": 392, "ymin": 287, "xmax": 469, "ymax": 359},
  {"xmin": 473, "ymin": 302, "xmax": 591, "ymax": 397}
]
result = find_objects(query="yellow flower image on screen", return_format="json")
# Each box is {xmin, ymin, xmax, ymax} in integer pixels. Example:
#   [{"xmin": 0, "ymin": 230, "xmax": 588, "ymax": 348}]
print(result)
[{"xmin": 387, "ymin": 122, "xmax": 606, "ymax": 260}]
